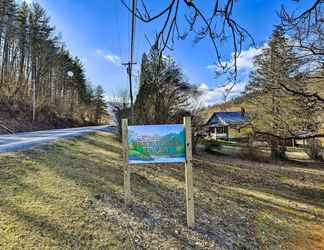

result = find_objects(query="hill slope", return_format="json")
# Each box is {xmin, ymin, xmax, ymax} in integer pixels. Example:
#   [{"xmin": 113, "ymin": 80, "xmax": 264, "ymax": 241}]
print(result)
[
  {"xmin": 200, "ymin": 96, "xmax": 255, "ymax": 121},
  {"xmin": 1, "ymin": 131, "xmax": 323, "ymax": 249},
  {"xmin": 0, "ymin": 101, "xmax": 93, "ymax": 134}
]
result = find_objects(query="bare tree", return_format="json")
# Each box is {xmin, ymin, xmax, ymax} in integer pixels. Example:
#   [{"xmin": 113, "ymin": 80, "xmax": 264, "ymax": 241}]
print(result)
[
  {"xmin": 121, "ymin": 0, "xmax": 322, "ymax": 98},
  {"xmin": 121, "ymin": 0, "xmax": 254, "ymax": 76},
  {"xmin": 0, "ymin": 0, "xmax": 106, "ymax": 128},
  {"xmin": 279, "ymin": 0, "xmax": 324, "ymax": 104}
]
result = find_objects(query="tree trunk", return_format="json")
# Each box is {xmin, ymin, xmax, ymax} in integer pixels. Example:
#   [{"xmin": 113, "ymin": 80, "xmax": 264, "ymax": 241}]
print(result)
[{"xmin": 270, "ymin": 138, "xmax": 286, "ymax": 160}]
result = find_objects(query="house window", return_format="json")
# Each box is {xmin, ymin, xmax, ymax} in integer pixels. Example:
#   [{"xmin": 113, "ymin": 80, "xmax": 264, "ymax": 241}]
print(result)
[{"xmin": 216, "ymin": 126, "xmax": 228, "ymax": 134}]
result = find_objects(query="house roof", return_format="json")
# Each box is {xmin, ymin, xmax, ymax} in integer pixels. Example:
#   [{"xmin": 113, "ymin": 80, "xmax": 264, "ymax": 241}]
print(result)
[
  {"xmin": 206, "ymin": 112, "xmax": 248, "ymax": 127},
  {"xmin": 293, "ymin": 131, "xmax": 314, "ymax": 139}
]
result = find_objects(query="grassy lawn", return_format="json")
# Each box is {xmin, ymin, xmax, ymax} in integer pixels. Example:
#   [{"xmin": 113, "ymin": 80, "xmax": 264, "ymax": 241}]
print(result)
[{"xmin": 0, "ymin": 131, "xmax": 324, "ymax": 249}]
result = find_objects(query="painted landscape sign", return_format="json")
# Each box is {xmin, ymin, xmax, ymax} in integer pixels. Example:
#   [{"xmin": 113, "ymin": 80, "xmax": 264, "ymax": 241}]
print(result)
[{"xmin": 128, "ymin": 124, "xmax": 186, "ymax": 164}]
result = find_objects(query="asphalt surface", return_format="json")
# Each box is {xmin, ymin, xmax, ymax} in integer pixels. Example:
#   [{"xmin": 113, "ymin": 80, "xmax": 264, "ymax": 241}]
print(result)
[{"xmin": 0, "ymin": 125, "xmax": 112, "ymax": 153}]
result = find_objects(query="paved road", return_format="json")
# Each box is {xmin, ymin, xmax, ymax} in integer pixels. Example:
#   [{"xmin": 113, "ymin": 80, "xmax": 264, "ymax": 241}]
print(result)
[{"xmin": 0, "ymin": 125, "xmax": 112, "ymax": 153}]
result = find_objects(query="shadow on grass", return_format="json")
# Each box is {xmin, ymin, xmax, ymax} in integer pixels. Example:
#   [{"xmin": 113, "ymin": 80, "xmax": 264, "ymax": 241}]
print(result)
[
  {"xmin": 284, "ymin": 158, "xmax": 324, "ymax": 171},
  {"xmin": 19, "ymin": 133, "xmax": 315, "ymax": 247},
  {"xmin": 27, "ymin": 134, "xmax": 242, "ymax": 248},
  {"xmin": 4, "ymin": 131, "xmax": 322, "ymax": 249},
  {"xmin": 193, "ymin": 156, "xmax": 324, "ymax": 210},
  {"xmin": 208, "ymin": 185, "xmax": 324, "ymax": 222},
  {"xmin": 81, "ymin": 136, "xmax": 122, "ymax": 155},
  {"xmin": 0, "ymin": 200, "xmax": 95, "ymax": 248}
]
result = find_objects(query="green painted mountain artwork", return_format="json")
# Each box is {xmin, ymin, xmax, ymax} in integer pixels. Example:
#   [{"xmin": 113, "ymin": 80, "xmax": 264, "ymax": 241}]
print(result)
[{"xmin": 128, "ymin": 124, "xmax": 186, "ymax": 164}]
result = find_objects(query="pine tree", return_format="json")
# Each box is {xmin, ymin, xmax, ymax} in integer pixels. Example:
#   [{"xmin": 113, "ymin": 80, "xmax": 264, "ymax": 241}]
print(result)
[
  {"xmin": 134, "ymin": 47, "xmax": 198, "ymax": 124},
  {"xmin": 245, "ymin": 26, "xmax": 318, "ymax": 159},
  {"xmin": 0, "ymin": 0, "xmax": 16, "ymax": 89},
  {"xmin": 93, "ymin": 85, "xmax": 107, "ymax": 124},
  {"xmin": 0, "ymin": 0, "xmax": 105, "ymax": 127},
  {"xmin": 16, "ymin": 1, "xmax": 30, "ymax": 93}
]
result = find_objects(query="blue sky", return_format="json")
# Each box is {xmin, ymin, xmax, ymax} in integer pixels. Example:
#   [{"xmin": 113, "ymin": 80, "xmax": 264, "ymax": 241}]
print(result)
[{"xmin": 23, "ymin": 0, "xmax": 314, "ymax": 106}]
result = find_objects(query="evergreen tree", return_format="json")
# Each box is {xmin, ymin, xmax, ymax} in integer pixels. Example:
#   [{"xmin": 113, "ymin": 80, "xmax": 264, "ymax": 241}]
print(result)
[
  {"xmin": 134, "ymin": 47, "xmax": 199, "ymax": 124},
  {"xmin": 93, "ymin": 85, "xmax": 107, "ymax": 124},
  {"xmin": 0, "ymin": 0, "xmax": 105, "ymax": 127},
  {"xmin": 245, "ymin": 26, "xmax": 318, "ymax": 159}
]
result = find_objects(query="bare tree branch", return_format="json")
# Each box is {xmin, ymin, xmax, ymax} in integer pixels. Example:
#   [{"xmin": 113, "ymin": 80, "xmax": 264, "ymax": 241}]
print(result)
[
  {"xmin": 121, "ymin": 0, "xmax": 255, "ymax": 74},
  {"xmin": 279, "ymin": 0, "xmax": 324, "ymax": 104}
]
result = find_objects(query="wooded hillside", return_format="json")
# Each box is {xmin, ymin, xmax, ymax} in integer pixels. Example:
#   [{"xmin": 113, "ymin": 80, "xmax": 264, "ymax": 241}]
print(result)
[{"xmin": 0, "ymin": 0, "xmax": 108, "ymax": 133}]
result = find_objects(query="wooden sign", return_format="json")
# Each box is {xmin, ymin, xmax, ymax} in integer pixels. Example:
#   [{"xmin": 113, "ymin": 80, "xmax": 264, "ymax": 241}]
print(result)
[
  {"xmin": 128, "ymin": 124, "xmax": 186, "ymax": 164},
  {"xmin": 122, "ymin": 117, "xmax": 194, "ymax": 228}
]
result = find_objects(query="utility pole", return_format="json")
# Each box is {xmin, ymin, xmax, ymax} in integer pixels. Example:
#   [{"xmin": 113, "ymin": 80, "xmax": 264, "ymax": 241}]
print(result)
[
  {"xmin": 122, "ymin": 0, "xmax": 137, "ymax": 122},
  {"xmin": 121, "ymin": 61, "xmax": 136, "ymax": 115}
]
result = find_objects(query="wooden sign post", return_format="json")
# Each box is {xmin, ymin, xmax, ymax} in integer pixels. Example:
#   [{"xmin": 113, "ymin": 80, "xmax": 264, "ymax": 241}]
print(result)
[
  {"xmin": 122, "ymin": 117, "xmax": 195, "ymax": 228},
  {"xmin": 184, "ymin": 116, "xmax": 195, "ymax": 228},
  {"xmin": 122, "ymin": 119, "xmax": 130, "ymax": 206}
]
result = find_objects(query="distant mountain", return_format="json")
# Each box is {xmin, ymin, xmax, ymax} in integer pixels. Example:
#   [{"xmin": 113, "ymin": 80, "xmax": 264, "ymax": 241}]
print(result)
[{"xmin": 160, "ymin": 131, "xmax": 185, "ymax": 147}]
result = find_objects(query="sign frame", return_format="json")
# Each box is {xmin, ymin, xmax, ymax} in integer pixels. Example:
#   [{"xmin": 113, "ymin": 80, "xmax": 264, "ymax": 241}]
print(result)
[
  {"xmin": 128, "ymin": 124, "xmax": 186, "ymax": 164},
  {"xmin": 122, "ymin": 117, "xmax": 195, "ymax": 228}
]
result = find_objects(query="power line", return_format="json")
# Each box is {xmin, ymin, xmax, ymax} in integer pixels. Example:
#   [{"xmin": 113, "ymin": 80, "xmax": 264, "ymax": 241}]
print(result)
[{"xmin": 129, "ymin": 0, "xmax": 136, "ymax": 107}]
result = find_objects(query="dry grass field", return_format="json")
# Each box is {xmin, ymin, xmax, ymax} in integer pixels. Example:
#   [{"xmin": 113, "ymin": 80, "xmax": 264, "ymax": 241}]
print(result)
[{"xmin": 0, "ymin": 131, "xmax": 323, "ymax": 249}]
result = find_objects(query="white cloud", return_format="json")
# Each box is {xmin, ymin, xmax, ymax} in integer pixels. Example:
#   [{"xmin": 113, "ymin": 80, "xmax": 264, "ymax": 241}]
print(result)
[
  {"xmin": 104, "ymin": 53, "xmax": 121, "ymax": 65},
  {"xmin": 198, "ymin": 82, "xmax": 247, "ymax": 106},
  {"xmin": 95, "ymin": 49, "xmax": 121, "ymax": 66},
  {"xmin": 205, "ymin": 64, "xmax": 220, "ymax": 71},
  {"xmin": 201, "ymin": 44, "xmax": 268, "ymax": 106},
  {"xmin": 206, "ymin": 44, "xmax": 267, "ymax": 73},
  {"xmin": 234, "ymin": 46, "xmax": 264, "ymax": 70}
]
